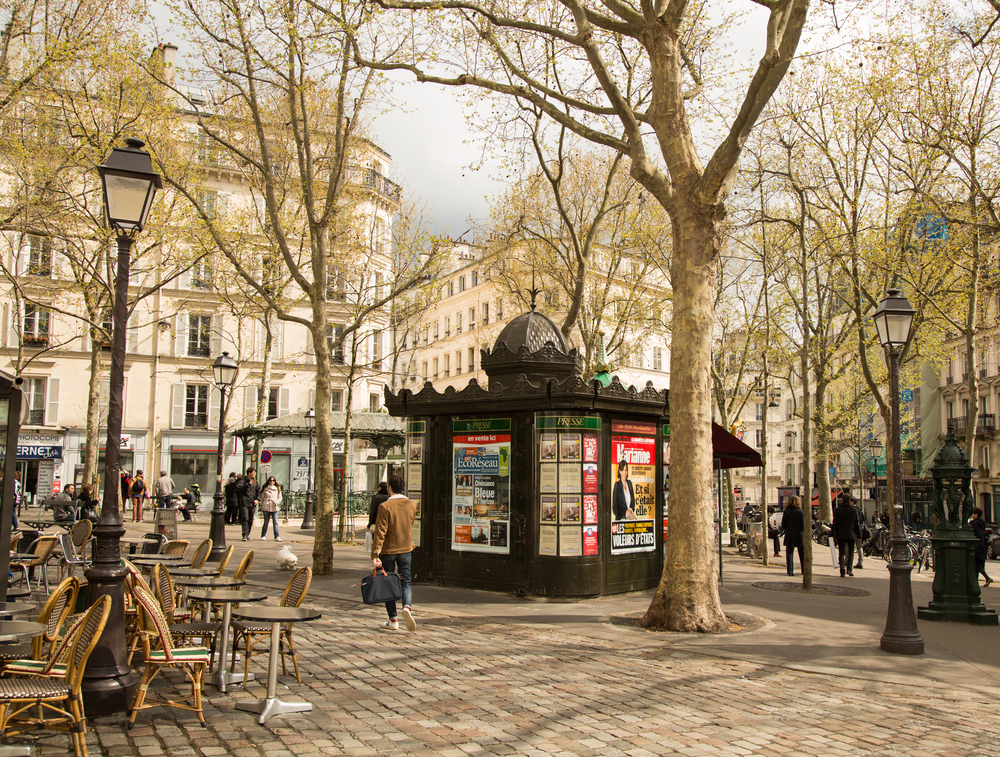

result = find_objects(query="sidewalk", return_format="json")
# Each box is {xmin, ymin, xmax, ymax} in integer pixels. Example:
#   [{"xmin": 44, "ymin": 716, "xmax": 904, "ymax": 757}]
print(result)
[{"xmin": 25, "ymin": 516, "xmax": 1000, "ymax": 755}]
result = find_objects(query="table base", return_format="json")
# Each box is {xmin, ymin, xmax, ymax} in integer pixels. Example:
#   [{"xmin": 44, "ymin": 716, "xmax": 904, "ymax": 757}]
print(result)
[
  {"xmin": 236, "ymin": 697, "xmax": 311, "ymax": 724},
  {"xmin": 211, "ymin": 668, "xmax": 254, "ymax": 692}
]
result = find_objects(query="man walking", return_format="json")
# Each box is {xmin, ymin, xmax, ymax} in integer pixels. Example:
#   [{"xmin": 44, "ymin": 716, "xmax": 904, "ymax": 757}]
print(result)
[
  {"xmin": 832, "ymin": 493, "xmax": 860, "ymax": 577},
  {"xmin": 153, "ymin": 470, "xmax": 175, "ymax": 510},
  {"xmin": 224, "ymin": 472, "xmax": 240, "ymax": 524},
  {"xmin": 371, "ymin": 475, "xmax": 417, "ymax": 632},
  {"xmin": 236, "ymin": 468, "xmax": 260, "ymax": 542}
]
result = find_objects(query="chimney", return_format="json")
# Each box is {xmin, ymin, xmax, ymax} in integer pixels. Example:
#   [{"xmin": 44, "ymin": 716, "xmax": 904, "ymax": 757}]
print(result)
[{"xmin": 150, "ymin": 42, "xmax": 178, "ymax": 85}]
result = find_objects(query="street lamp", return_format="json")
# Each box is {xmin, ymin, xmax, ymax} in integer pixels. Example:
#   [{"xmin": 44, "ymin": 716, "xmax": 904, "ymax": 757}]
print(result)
[
  {"xmin": 869, "ymin": 437, "xmax": 883, "ymax": 518},
  {"xmin": 208, "ymin": 351, "xmax": 239, "ymax": 561},
  {"xmin": 301, "ymin": 408, "xmax": 316, "ymax": 529},
  {"xmin": 84, "ymin": 138, "xmax": 161, "ymax": 714},
  {"xmin": 873, "ymin": 288, "xmax": 924, "ymax": 655}
]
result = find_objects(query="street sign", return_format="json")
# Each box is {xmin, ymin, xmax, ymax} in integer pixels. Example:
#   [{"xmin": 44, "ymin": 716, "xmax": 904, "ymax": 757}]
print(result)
[{"xmin": 260, "ymin": 450, "xmax": 272, "ymax": 464}]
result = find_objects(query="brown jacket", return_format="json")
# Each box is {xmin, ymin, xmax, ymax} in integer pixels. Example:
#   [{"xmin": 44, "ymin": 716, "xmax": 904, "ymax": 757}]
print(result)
[{"xmin": 371, "ymin": 494, "xmax": 417, "ymax": 558}]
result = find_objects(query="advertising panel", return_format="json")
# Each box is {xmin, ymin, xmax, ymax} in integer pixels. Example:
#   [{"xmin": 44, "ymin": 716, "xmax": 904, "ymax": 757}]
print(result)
[
  {"xmin": 452, "ymin": 419, "xmax": 511, "ymax": 554},
  {"xmin": 610, "ymin": 421, "xmax": 656, "ymax": 554}
]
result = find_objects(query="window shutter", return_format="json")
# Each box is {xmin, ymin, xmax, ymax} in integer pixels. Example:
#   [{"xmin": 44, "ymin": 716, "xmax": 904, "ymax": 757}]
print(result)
[
  {"xmin": 15, "ymin": 237, "xmax": 28, "ymax": 276},
  {"xmin": 279, "ymin": 387, "xmax": 289, "ymax": 417},
  {"xmin": 174, "ymin": 311, "xmax": 188, "ymax": 356},
  {"xmin": 274, "ymin": 320, "xmax": 283, "ymax": 360},
  {"xmin": 211, "ymin": 314, "xmax": 224, "ymax": 357},
  {"xmin": 1, "ymin": 301, "xmax": 9, "ymax": 348},
  {"xmin": 46, "ymin": 377, "xmax": 60, "ymax": 426},
  {"xmin": 52, "ymin": 247, "xmax": 70, "ymax": 280},
  {"xmin": 127, "ymin": 316, "xmax": 139, "ymax": 354},
  {"xmin": 171, "ymin": 384, "xmax": 185, "ymax": 428},
  {"xmin": 255, "ymin": 321, "xmax": 264, "ymax": 358},
  {"xmin": 208, "ymin": 386, "xmax": 221, "ymax": 430},
  {"xmin": 244, "ymin": 386, "xmax": 258, "ymax": 423}
]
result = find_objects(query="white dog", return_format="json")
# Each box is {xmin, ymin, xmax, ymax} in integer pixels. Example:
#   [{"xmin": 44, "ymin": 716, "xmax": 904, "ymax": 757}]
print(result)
[{"xmin": 276, "ymin": 545, "xmax": 298, "ymax": 570}]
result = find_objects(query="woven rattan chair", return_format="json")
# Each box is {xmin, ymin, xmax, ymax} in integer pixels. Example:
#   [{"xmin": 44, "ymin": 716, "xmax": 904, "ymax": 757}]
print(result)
[
  {"xmin": 0, "ymin": 595, "xmax": 110, "ymax": 757},
  {"xmin": 187, "ymin": 539, "xmax": 212, "ymax": 569},
  {"xmin": 0, "ymin": 576, "xmax": 79, "ymax": 669},
  {"xmin": 127, "ymin": 587, "xmax": 210, "ymax": 727},
  {"xmin": 14, "ymin": 535, "xmax": 58, "ymax": 594},
  {"xmin": 124, "ymin": 561, "xmax": 157, "ymax": 665},
  {"xmin": 151, "ymin": 565, "xmax": 220, "ymax": 668},
  {"xmin": 231, "ymin": 567, "xmax": 311, "ymax": 684},
  {"xmin": 161, "ymin": 540, "xmax": 190, "ymax": 559}
]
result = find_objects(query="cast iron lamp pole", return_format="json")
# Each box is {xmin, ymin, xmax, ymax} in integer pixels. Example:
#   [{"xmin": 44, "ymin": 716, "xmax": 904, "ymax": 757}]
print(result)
[
  {"xmin": 301, "ymin": 408, "xmax": 315, "ymax": 529},
  {"xmin": 873, "ymin": 288, "xmax": 924, "ymax": 655},
  {"xmin": 84, "ymin": 137, "xmax": 161, "ymax": 714},
  {"xmin": 869, "ymin": 438, "xmax": 883, "ymax": 520},
  {"xmin": 209, "ymin": 351, "xmax": 239, "ymax": 561}
]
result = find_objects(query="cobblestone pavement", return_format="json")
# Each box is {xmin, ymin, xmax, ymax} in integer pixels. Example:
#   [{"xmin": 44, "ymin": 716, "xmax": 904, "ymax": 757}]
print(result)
[{"xmin": 53, "ymin": 595, "xmax": 999, "ymax": 757}]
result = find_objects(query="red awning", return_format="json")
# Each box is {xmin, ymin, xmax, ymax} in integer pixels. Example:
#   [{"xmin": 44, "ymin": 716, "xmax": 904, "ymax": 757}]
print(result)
[
  {"xmin": 711, "ymin": 422, "xmax": 764, "ymax": 470},
  {"xmin": 812, "ymin": 489, "xmax": 843, "ymax": 505}
]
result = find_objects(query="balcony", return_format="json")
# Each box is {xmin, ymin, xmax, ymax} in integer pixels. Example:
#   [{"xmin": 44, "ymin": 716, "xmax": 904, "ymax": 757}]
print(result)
[
  {"xmin": 950, "ymin": 414, "xmax": 996, "ymax": 436},
  {"xmin": 350, "ymin": 166, "xmax": 402, "ymax": 201}
]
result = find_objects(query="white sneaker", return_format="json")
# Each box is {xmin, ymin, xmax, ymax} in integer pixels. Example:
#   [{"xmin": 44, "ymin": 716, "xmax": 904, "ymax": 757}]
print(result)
[
  {"xmin": 401, "ymin": 607, "xmax": 416, "ymax": 632},
  {"xmin": 381, "ymin": 619, "xmax": 399, "ymax": 631},
  {"xmin": 275, "ymin": 537, "xmax": 282, "ymax": 542},
  {"xmin": 260, "ymin": 536, "xmax": 266, "ymax": 541}
]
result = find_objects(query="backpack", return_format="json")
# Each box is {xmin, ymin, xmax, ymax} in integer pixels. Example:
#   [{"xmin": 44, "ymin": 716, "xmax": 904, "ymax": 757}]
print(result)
[{"xmin": 131, "ymin": 476, "xmax": 145, "ymax": 495}]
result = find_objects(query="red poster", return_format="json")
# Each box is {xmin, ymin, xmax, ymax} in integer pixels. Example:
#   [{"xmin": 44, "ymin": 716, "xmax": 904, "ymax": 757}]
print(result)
[
  {"xmin": 583, "ymin": 525, "xmax": 598, "ymax": 555},
  {"xmin": 583, "ymin": 495, "xmax": 598, "ymax": 524},
  {"xmin": 583, "ymin": 434, "xmax": 598, "ymax": 462},
  {"xmin": 583, "ymin": 463, "xmax": 598, "ymax": 493}
]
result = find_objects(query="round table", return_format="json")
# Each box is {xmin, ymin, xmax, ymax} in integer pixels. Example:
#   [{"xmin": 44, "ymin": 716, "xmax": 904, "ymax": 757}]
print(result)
[
  {"xmin": 232, "ymin": 606, "xmax": 322, "ymax": 724},
  {"xmin": 187, "ymin": 589, "xmax": 267, "ymax": 693},
  {"xmin": 0, "ymin": 620, "xmax": 44, "ymax": 644},
  {"xmin": 4, "ymin": 589, "xmax": 31, "ymax": 601},
  {"xmin": 130, "ymin": 555, "xmax": 184, "ymax": 565},
  {"xmin": 168, "ymin": 567, "xmax": 216, "ymax": 579},
  {"xmin": 173, "ymin": 576, "xmax": 245, "ymax": 608},
  {"xmin": 0, "ymin": 603, "xmax": 33, "ymax": 620}
]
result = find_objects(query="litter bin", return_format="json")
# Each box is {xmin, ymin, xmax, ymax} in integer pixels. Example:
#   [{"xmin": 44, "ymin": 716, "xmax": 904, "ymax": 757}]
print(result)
[
  {"xmin": 748, "ymin": 521, "xmax": 764, "ymax": 558},
  {"xmin": 154, "ymin": 506, "xmax": 177, "ymax": 541}
]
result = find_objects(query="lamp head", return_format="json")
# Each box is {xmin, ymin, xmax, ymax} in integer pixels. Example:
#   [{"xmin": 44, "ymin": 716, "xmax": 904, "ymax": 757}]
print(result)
[
  {"xmin": 212, "ymin": 351, "xmax": 239, "ymax": 388},
  {"xmin": 97, "ymin": 138, "xmax": 162, "ymax": 237},
  {"xmin": 872, "ymin": 288, "xmax": 916, "ymax": 351}
]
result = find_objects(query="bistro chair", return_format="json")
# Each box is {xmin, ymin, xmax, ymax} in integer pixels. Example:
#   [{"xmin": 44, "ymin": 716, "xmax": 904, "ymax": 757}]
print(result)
[
  {"xmin": 12, "ymin": 535, "xmax": 58, "ymax": 594},
  {"xmin": 231, "ymin": 567, "xmax": 311, "ymax": 684},
  {"xmin": 0, "ymin": 577, "xmax": 80, "ymax": 669},
  {"xmin": 0, "ymin": 595, "xmax": 111, "ymax": 757},
  {"xmin": 187, "ymin": 539, "xmax": 212, "ymax": 570},
  {"xmin": 8, "ymin": 532, "xmax": 21, "ymax": 554},
  {"xmin": 53, "ymin": 533, "xmax": 88, "ymax": 579},
  {"xmin": 124, "ymin": 561, "xmax": 157, "ymax": 665},
  {"xmin": 151, "ymin": 565, "xmax": 220, "ymax": 667},
  {"xmin": 140, "ymin": 533, "xmax": 167, "ymax": 555},
  {"xmin": 161, "ymin": 540, "xmax": 190, "ymax": 559},
  {"xmin": 127, "ymin": 586, "xmax": 209, "ymax": 727}
]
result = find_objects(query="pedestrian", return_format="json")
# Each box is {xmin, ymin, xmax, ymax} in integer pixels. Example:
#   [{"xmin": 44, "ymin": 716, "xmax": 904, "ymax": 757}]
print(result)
[
  {"xmin": 371, "ymin": 474, "xmax": 418, "ymax": 631},
  {"xmin": 852, "ymin": 496, "xmax": 867, "ymax": 570},
  {"xmin": 224, "ymin": 472, "xmax": 239, "ymax": 524},
  {"xmin": 177, "ymin": 487, "xmax": 197, "ymax": 521},
  {"xmin": 767, "ymin": 505, "xmax": 781, "ymax": 557},
  {"xmin": 77, "ymin": 483, "xmax": 98, "ymax": 522},
  {"xmin": 259, "ymin": 476, "xmax": 282, "ymax": 541},
  {"xmin": 129, "ymin": 470, "xmax": 148, "ymax": 523},
  {"xmin": 365, "ymin": 481, "xmax": 390, "ymax": 552},
  {"xmin": 832, "ymin": 493, "xmax": 860, "ymax": 577},
  {"xmin": 970, "ymin": 506, "xmax": 992, "ymax": 587},
  {"xmin": 879, "ymin": 510, "xmax": 890, "ymax": 528},
  {"xmin": 911, "ymin": 509, "xmax": 923, "ymax": 529},
  {"xmin": 120, "ymin": 470, "xmax": 131, "ymax": 508},
  {"xmin": 236, "ymin": 468, "xmax": 260, "ymax": 542},
  {"xmin": 781, "ymin": 495, "xmax": 805, "ymax": 576},
  {"xmin": 153, "ymin": 470, "xmax": 175, "ymax": 509},
  {"xmin": 12, "ymin": 470, "xmax": 21, "ymax": 529},
  {"xmin": 51, "ymin": 484, "xmax": 77, "ymax": 522}
]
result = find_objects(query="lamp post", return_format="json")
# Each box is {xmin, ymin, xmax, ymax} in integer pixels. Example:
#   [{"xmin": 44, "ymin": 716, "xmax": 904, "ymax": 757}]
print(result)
[
  {"xmin": 209, "ymin": 351, "xmax": 239, "ymax": 561},
  {"xmin": 301, "ymin": 408, "xmax": 316, "ymax": 529},
  {"xmin": 872, "ymin": 288, "xmax": 924, "ymax": 655},
  {"xmin": 84, "ymin": 138, "xmax": 161, "ymax": 713},
  {"xmin": 869, "ymin": 438, "xmax": 883, "ymax": 520}
]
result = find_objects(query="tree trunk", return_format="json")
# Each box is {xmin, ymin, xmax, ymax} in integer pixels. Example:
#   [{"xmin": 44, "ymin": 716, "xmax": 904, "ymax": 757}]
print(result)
[
  {"xmin": 82, "ymin": 340, "xmax": 103, "ymax": 486},
  {"xmin": 643, "ymin": 219, "xmax": 726, "ymax": 633},
  {"xmin": 310, "ymin": 306, "xmax": 335, "ymax": 575}
]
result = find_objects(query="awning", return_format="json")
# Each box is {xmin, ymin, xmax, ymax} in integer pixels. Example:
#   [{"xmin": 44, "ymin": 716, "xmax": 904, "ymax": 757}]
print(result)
[
  {"xmin": 812, "ymin": 489, "xmax": 843, "ymax": 506},
  {"xmin": 711, "ymin": 422, "xmax": 764, "ymax": 470}
]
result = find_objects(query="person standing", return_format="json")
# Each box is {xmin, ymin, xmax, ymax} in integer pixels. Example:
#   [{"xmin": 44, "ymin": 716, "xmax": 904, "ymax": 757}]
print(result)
[
  {"xmin": 259, "ymin": 476, "xmax": 283, "ymax": 541},
  {"xmin": 129, "ymin": 470, "xmax": 148, "ymax": 523},
  {"xmin": 236, "ymin": 468, "xmax": 260, "ymax": 542},
  {"xmin": 76, "ymin": 484, "xmax": 98, "ymax": 522},
  {"xmin": 852, "ymin": 496, "xmax": 867, "ymax": 570},
  {"xmin": 971, "ymin": 506, "xmax": 992, "ymax": 587},
  {"xmin": 371, "ymin": 475, "xmax": 418, "ymax": 631},
  {"xmin": 224, "ymin": 472, "xmax": 239, "ymax": 524},
  {"xmin": 781, "ymin": 495, "xmax": 805, "ymax": 576},
  {"xmin": 832, "ymin": 493, "xmax": 860, "ymax": 577},
  {"xmin": 153, "ymin": 470, "xmax": 175, "ymax": 510},
  {"xmin": 767, "ymin": 506, "xmax": 781, "ymax": 557},
  {"xmin": 120, "ymin": 471, "xmax": 131, "ymax": 508}
]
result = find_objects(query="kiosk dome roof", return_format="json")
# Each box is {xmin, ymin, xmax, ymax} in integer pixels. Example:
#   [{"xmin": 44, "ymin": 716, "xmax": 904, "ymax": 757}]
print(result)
[{"xmin": 493, "ymin": 310, "xmax": 568, "ymax": 354}]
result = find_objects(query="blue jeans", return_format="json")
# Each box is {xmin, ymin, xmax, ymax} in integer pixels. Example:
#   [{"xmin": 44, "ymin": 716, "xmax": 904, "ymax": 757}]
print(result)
[
  {"xmin": 380, "ymin": 552, "xmax": 413, "ymax": 620},
  {"xmin": 260, "ymin": 511, "xmax": 280, "ymax": 538}
]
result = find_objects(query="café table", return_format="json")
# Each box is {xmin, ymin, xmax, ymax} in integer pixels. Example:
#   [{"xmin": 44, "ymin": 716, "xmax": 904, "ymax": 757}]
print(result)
[
  {"xmin": 232, "ymin": 606, "xmax": 321, "ymax": 724},
  {"xmin": 0, "ymin": 602, "xmax": 33, "ymax": 620},
  {"xmin": 120, "ymin": 537, "xmax": 152, "ymax": 555},
  {"xmin": 18, "ymin": 519, "xmax": 73, "ymax": 530},
  {"xmin": 187, "ymin": 589, "xmax": 267, "ymax": 693},
  {"xmin": 4, "ymin": 589, "xmax": 31, "ymax": 601},
  {"xmin": 168, "ymin": 567, "xmax": 216, "ymax": 579},
  {"xmin": 0, "ymin": 620, "xmax": 44, "ymax": 644},
  {"xmin": 172, "ymin": 575, "xmax": 245, "ymax": 608}
]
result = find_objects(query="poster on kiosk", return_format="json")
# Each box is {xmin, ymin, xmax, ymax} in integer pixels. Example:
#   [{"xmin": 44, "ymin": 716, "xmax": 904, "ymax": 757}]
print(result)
[
  {"xmin": 610, "ymin": 421, "xmax": 657, "ymax": 554},
  {"xmin": 452, "ymin": 419, "xmax": 512, "ymax": 554}
]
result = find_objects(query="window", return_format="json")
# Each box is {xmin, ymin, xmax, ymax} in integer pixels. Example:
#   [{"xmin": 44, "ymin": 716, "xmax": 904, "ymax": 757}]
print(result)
[
  {"xmin": 372, "ymin": 218, "xmax": 385, "ymax": 254},
  {"xmin": 433, "ymin": 322, "xmax": 439, "ymax": 341},
  {"xmin": 785, "ymin": 432, "xmax": 795, "ymax": 453},
  {"xmin": 447, "ymin": 281, "xmax": 454, "ymax": 297},
  {"xmin": 26, "ymin": 378, "xmax": 46, "ymax": 425},
  {"xmin": 456, "ymin": 312, "xmax": 462, "ymax": 334},
  {"xmin": 421, "ymin": 362, "xmax": 427, "ymax": 381},
  {"xmin": 653, "ymin": 347, "xmax": 662, "ymax": 372},
  {"xmin": 197, "ymin": 130, "xmax": 219, "ymax": 164},
  {"xmin": 456, "ymin": 350, "xmax": 462, "ymax": 374},
  {"xmin": 369, "ymin": 393, "xmax": 380, "ymax": 412},
  {"xmin": 469, "ymin": 307, "xmax": 476, "ymax": 329},
  {"xmin": 372, "ymin": 331, "xmax": 382, "ymax": 370},
  {"xmin": 330, "ymin": 390, "xmax": 343, "ymax": 411},
  {"xmin": 458, "ymin": 275, "xmax": 466, "ymax": 292},
  {"xmin": 468, "ymin": 347, "xmax": 475, "ymax": 373},
  {"xmin": 423, "ymin": 327, "xmax": 429, "ymax": 346},
  {"xmin": 191, "ymin": 257, "xmax": 212, "ymax": 290},
  {"xmin": 266, "ymin": 388, "xmax": 281, "ymax": 420},
  {"xmin": 983, "ymin": 446, "xmax": 991, "ymax": 473},
  {"xmin": 444, "ymin": 353, "xmax": 451, "ymax": 377},
  {"xmin": 755, "ymin": 403, "xmax": 764, "ymax": 421},
  {"xmin": 23, "ymin": 304, "xmax": 51, "ymax": 347},
  {"xmin": 785, "ymin": 464, "xmax": 794, "ymax": 485},
  {"xmin": 947, "ymin": 401, "xmax": 954, "ymax": 419},
  {"xmin": 27, "ymin": 236, "xmax": 52, "ymax": 276},
  {"xmin": 185, "ymin": 384, "xmax": 209, "ymax": 428},
  {"xmin": 785, "ymin": 399, "xmax": 793, "ymax": 420},
  {"xmin": 755, "ymin": 429, "xmax": 763, "ymax": 448},
  {"xmin": 471, "ymin": 270, "xmax": 478, "ymax": 286},
  {"xmin": 433, "ymin": 357, "xmax": 439, "ymax": 379},
  {"xmin": 187, "ymin": 315, "xmax": 212, "ymax": 357},
  {"xmin": 545, "ymin": 289, "xmax": 559, "ymax": 308},
  {"xmin": 497, "ymin": 298, "xmax": 504, "ymax": 320},
  {"xmin": 482, "ymin": 302, "xmax": 489, "ymax": 325},
  {"xmin": 445, "ymin": 316, "xmax": 451, "ymax": 336},
  {"xmin": 326, "ymin": 324, "xmax": 344, "ymax": 364},
  {"xmin": 196, "ymin": 190, "xmax": 218, "ymax": 219}
]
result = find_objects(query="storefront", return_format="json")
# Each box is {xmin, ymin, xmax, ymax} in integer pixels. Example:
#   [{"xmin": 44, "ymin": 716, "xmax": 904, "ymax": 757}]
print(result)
[
  {"xmin": 1, "ymin": 430, "xmax": 67, "ymax": 505},
  {"xmin": 63, "ymin": 427, "xmax": 146, "ymax": 494}
]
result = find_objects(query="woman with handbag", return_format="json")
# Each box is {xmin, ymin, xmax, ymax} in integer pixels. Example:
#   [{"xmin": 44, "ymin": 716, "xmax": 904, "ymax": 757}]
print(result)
[{"xmin": 259, "ymin": 476, "xmax": 283, "ymax": 542}]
